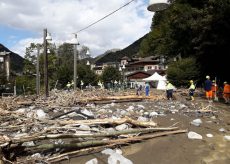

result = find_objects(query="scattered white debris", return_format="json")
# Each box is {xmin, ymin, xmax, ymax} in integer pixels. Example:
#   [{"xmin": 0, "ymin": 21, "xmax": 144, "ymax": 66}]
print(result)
[
  {"xmin": 171, "ymin": 109, "xmax": 178, "ymax": 114},
  {"xmin": 137, "ymin": 116, "xmax": 148, "ymax": 122},
  {"xmin": 206, "ymin": 134, "xmax": 213, "ymax": 138},
  {"xmin": 150, "ymin": 112, "xmax": 158, "ymax": 117},
  {"xmin": 112, "ymin": 115, "xmax": 119, "ymax": 120},
  {"xmin": 210, "ymin": 116, "xmax": 216, "ymax": 120},
  {"xmin": 170, "ymin": 118, "xmax": 175, "ymax": 121},
  {"xmin": 29, "ymin": 106, "xmax": 36, "ymax": 110},
  {"xmin": 188, "ymin": 131, "xmax": 203, "ymax": 140},
  {"xmin": 31, "ymin": 153, "xmax": 42, "ymax": 158},
  {"xmin": 14, "ymin": 133, "xmax": 28, "ymax": 138},
  {"xmin": 179, "ymin": 104, "xmax": 187, "ymax": 109},
  {"xmin": 81, "ymin": 109, "xmax": 94, "ymax": 117},
  {"xmin": 86, "ymin": 103, "xmax": 96, "ymax": 108},
  {"xmin": 102, "ymin": 104, "xmax": 110, "ymax": 109},
  {"xmin": 36, "ymin": 109, "xmax": 48, "ymax": 120},
  {"xmin": 15, "ymin": 108, "xmax": 27, "ymax": 113},
  {"xmin": 110, "ymin": 102, "xmax": 115, "ymax": 107},
  {"xmin": 126, "ymin": 106, "xmax": 134, "ymax": 111},
  {"xmin": 102, "ymin": 149, "xmax": 133, "ymax": 164},
  {"xmin": 224, "ymin": 135, "xmax": 230, "ymax": 141},
  {"xmin": 107, "ymin": 128, "xmax": 115, "ymax": 132},
  {"xmin": 79, "ymin": 124, "xmax": 91, "ymax": 131},
  {"xmin": 120, "ymin": 110, "xmax": 127, "ymax": 116},
  {"xmin": 137, "ymin": 105, "xmax": 145, "ymax": 109},
  {"xmin": 219, "ymin": 128, "xmax": 226, "ymax": 132},
  {"xmin": 85, "ymin": 158, "xmax": 98, "ymax": 164},
  {"xmin": 143, "ymin": 112, "xmax": 149, "ymax": 116},
  {"xmin": 115, "ymin": 124, "xmax": 129, "ymax": 131},
  {"xmin": 191, "ymin": 119, "xmax": 202, "ymax": 127},
  {"xmin": 139, "ymin": 109, "xmax": 144, "ymax": 114},
  {"xmin": 22, "ymin": 141, "xmax": 35, "ymax": 146},
  {"xmin": 115, "ymin": 148, "xmax": 122, "ymax": 155}
]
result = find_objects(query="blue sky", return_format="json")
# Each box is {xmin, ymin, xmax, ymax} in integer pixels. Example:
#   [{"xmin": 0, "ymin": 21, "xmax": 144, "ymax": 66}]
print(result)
[
  {"xmin": 0, "ymin": 24, "xmax": 36, "ymax": 47},
  {"xmin": 0, "ymin": 0, "xmax": 154, "ymax": 57}
]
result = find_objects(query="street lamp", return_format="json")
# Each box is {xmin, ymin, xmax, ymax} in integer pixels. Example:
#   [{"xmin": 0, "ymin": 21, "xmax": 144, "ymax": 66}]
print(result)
[
  {"xmin": 70, "ymin": 34, "xmax": 80, "ymax": 90},
  {"xmin": 86, "ymin": 60, "xmax": 90, "ymax": 65},
  {"xmin": 43, "ymin": 29, "xmax": 52, "ymax": 98},
  {"xmin": 119, "ymin": 65, "xmax": 126, "ymax": 89},
  {"xmin": 147, "ymin": 0, "xmax": 169, "ymax": 12},
  {"xmin": 86, "ymin": 50, "xmax": 90, "ymax": 68},
  {"xmin": 86, "ymin": 49, "xmax": 90, "ymax": 58}
]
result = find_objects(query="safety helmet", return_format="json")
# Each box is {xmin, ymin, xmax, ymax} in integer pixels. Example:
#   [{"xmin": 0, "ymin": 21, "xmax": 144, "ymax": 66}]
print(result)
[
  {"xmin": 190, "ymin": 80, "xmax": 193, "ymax": 83},
  {"xmin": 206, "ymin": 75, "xmax": 210, "ymax": 79},
  {"xmin": 224, "ymin": 81, "xmax": 227, "ymax": 84}
]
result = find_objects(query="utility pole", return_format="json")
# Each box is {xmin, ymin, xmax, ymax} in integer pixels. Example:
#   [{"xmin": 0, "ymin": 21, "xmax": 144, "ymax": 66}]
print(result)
[
  {"xmin": 43, "ymin": 29, "xmax": 48, "ymax": 98},
  {"xmin": 70, "ymin": 34, "xmax": 79, "ymax": 90},
  {"xmin": 74, "ymin": 43, "xmax": 77, "ymax": 90},
  {"xmin": 36, "ymin": 46, "xmax": 40, "ymax": 96}
]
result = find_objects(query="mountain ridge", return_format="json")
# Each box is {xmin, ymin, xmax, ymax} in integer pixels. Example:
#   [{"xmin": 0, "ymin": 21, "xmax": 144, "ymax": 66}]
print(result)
[
  {"xmin": 94, "ymin": 34, "xmax": 148, "ymax": 64},
  {"xmin": 0, "ymin": 43, "xmax": 24, "ymax": 74}
]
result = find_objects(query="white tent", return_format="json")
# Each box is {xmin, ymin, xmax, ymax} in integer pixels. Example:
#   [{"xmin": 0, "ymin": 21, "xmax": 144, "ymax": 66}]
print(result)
[
  {"xmin": 143, "ymin": 72, "xmax": 165, "ymax": 81},
  {"xmin": 143, "ymin": 72, "xmax": 167, "ymax": 90},
  {"xmin": 157, "ymin": 80, "xmax": 167, "ymax": 90}
]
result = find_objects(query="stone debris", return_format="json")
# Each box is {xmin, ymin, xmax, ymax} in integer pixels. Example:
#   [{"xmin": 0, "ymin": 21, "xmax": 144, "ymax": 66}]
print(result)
[
  {"xmin": 224, "ymin": 135, "xmax": 230, "ymax": 141},
  {"xmin": 0, "ymin": 88, "xmax": 227, "ymax": 163},
  {"xmin": 85, "ymin": 158, "xmax": 98, "ymax": 164},
  {"xmin": 102, "ymin": 149, "xmax": 133, "ymax": 164},
  {"xmin": 191, "ymin": 119, "xmax": 202, "ymax": 127},
  {"xmin": 219, "ymin": 128, "xmax": 226, "ymax": 132},
  {"xmin": 206, "ymin": 134, "xmax": 214, "ymax": 138},
  {"xmin": 188, "ymin": 131, "xmax": 203, "ymax": 140}
]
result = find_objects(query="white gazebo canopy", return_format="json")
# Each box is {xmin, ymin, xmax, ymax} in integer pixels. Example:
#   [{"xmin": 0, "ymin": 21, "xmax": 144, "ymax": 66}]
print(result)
[
  {"xmin": 143, "ymin": 72, "xmax": 165, "ymax": 81},
  {"xmin": 143, "ymin": 72, "xmax": 167, "ymax": 90}
]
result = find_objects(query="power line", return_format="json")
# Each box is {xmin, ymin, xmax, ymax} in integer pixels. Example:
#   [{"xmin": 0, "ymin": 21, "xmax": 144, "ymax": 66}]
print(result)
[{"xmin": 75, "ymin": 0, "xmax": 136, "ymax": 34}]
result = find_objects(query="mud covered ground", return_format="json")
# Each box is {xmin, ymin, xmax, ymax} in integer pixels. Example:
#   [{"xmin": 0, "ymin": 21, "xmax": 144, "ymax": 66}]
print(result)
[{"xmin": 60, "ymin": 90, "xmax": 230, "ymax": 164}]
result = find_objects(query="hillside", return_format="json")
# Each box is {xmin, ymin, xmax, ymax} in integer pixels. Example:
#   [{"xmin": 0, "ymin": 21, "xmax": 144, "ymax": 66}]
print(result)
[
  {"xmin": 95, "ymin": 34, "xmax": 148, "ymax": 64},
  {"xmin": 0, "ymin": 44, "xmax": 24, "ymax": 74}
]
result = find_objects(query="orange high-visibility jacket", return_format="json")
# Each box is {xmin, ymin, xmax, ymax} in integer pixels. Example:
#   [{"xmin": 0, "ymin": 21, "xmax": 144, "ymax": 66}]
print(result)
[
  {"xmin": 211, "ymin": 84, "xmax": 218, "ymax": 92},
  {"xmin": 223, "ymin": 84, "xmax": 230, "ymax": 94}
]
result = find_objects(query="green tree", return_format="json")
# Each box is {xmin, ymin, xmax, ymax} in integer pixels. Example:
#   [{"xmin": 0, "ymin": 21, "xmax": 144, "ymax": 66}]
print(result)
[
  {"xmin": 55, "ymin": 64, "xmax": 73, "ymax": 88},
  {"xmin": 23, "ymin": 43, "xmax": 37, "ymax": 75},
  {"xmin": 77, "ymin": 64, "xmax": 98, "ymax": 87},
  {"xmin": 16, "ymin": 75, "xmax": 36, "ymax": 94},
  {"xmin": 101, "ymin": 66, "xmax": 121, "ymax": 84},
  {"xmin": 166, "ymin": 57, "xmax": 200, "ymax": 87},
  {"xmin": 140, "ymin": 0, "xmax": 230, "ymax": 83}
]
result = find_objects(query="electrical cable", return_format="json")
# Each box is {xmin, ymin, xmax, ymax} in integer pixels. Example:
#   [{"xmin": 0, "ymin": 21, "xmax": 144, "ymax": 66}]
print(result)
[{"xmin": 75, "ymin": 0, "xmax": 135, "ymax": 34}]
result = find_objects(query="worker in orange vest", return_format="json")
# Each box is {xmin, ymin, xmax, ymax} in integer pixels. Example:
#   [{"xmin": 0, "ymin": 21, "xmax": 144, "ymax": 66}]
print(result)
[
  {"xmin": 204, "ymin": 75, "xmax": 212, "ymax": 101},
  {"xmin": 223, "ymin": 81, "xmax": 230, "ymax": 104},
  {"xmin": 211, "ymin": 80, "xmax": 218, "ymax": 99}
]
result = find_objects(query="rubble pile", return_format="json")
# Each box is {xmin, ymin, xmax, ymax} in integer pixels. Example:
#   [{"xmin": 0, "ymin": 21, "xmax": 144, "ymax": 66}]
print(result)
[
  {"xmin": 0, "ymin": 89, "xmax": 187, "ymax": 163},
  {"xmin": 0, "ymin": 88, "xmax": 229, "ymax": 163}
]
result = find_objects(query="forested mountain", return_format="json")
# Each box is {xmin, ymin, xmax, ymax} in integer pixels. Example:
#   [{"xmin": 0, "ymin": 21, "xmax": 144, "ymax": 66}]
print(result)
[
  {"xmin": 0, "ymin": 44, "xmax": 24, "ymax": 73},
  {"xmin": 139, "ymin": 0, "xmax": 230, "ymax": 82},
  {"xmin": 95, "ymin": 34, "xmax": 148, "ymax": 64}
]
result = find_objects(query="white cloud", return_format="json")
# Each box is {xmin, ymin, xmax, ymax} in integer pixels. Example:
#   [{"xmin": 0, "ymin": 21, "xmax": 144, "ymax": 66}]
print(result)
[{"xmin": 0, "ymin": 0, "xmax": 153, "ymax": 57}]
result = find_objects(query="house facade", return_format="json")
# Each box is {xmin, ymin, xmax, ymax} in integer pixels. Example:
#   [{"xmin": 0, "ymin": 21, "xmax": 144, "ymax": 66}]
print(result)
[
  {"xmin": 120, "ymin": 56, "xmax": 167, "ymax": 88},
  {"xmin": 91, "ymin": 55, "xmax": 167, "ymax": 88}
]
